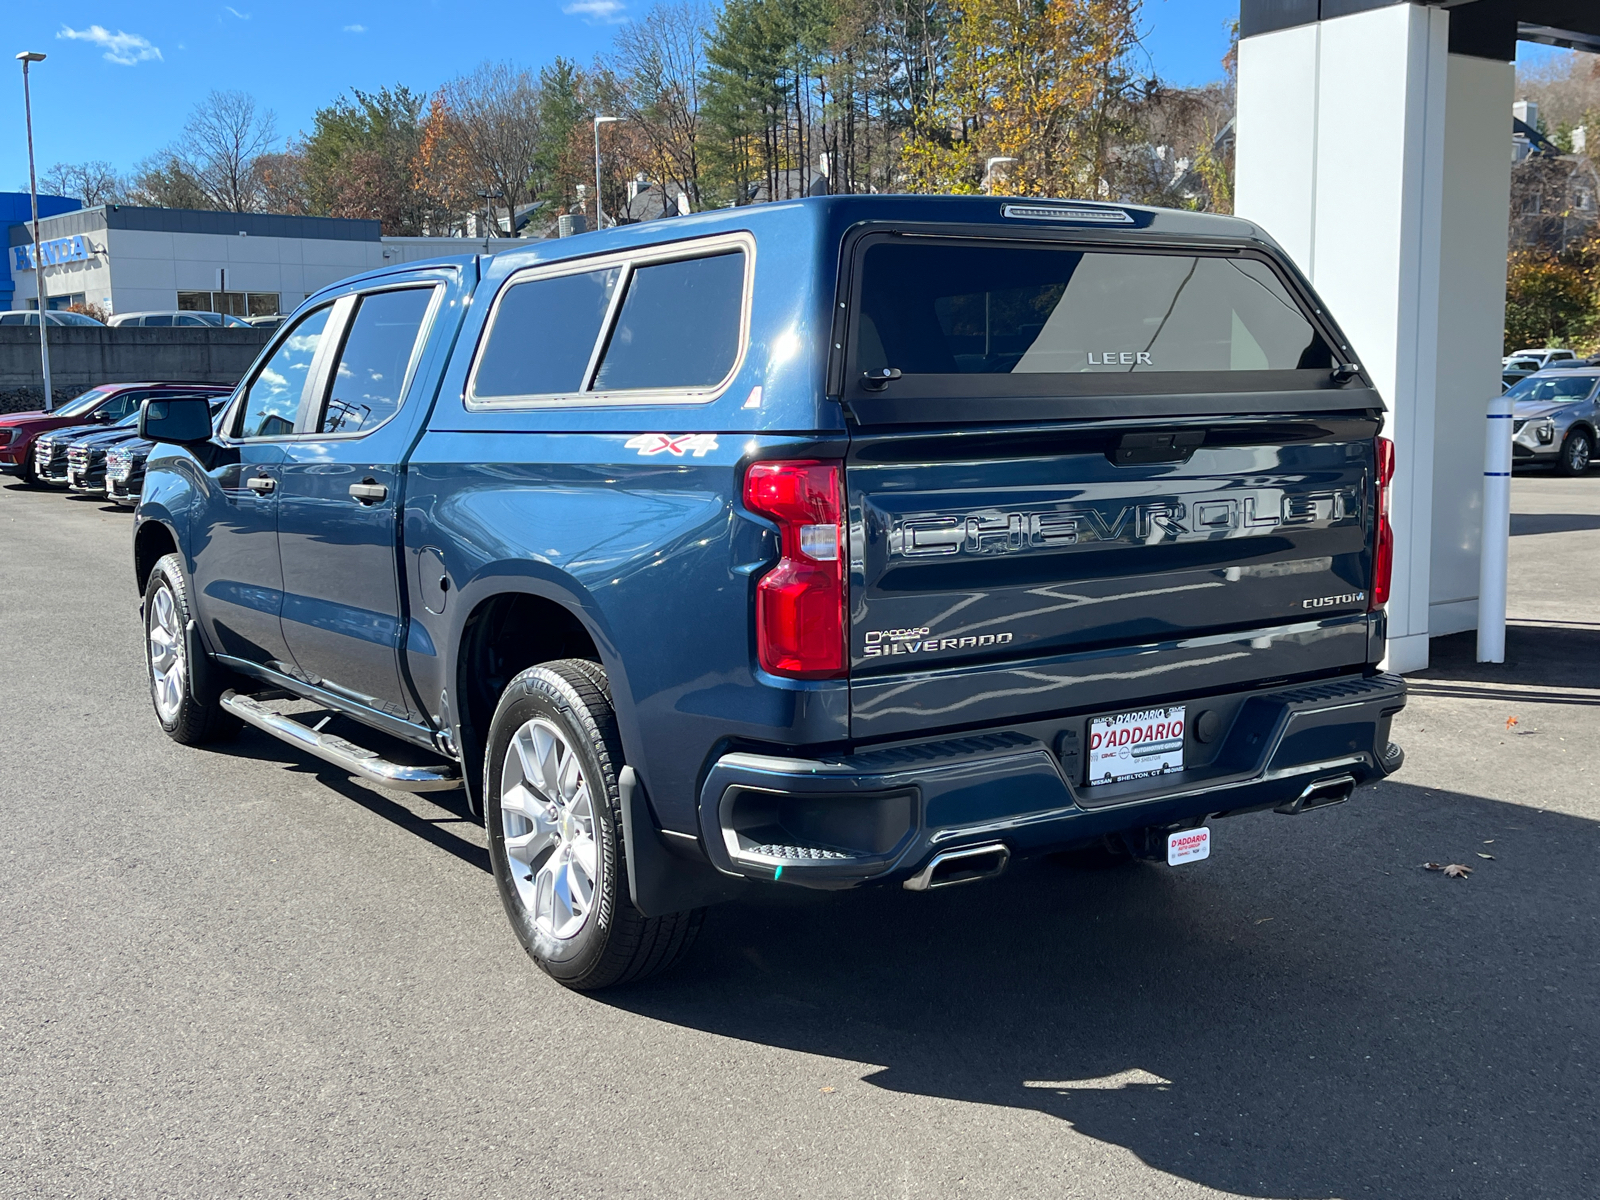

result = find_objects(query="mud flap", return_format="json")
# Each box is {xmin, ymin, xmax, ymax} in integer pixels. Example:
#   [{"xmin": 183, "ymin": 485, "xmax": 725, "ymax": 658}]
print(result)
[{"xmin": 619, "ymin": 766, "xmax": 746, "ymax": 917}]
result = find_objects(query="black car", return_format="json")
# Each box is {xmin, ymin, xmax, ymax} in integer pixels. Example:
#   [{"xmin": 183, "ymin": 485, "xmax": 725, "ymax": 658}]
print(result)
[
  {"xmin": 33, "ymin": 414, "xmax": 139, "ymax": 486},
  {"xmin": 66, "ymin": 422, "xmax": 151, "ymax": 496},
  {"xmin": 106, "ymin": 397, "xmax": 230, "ymax": 506}
]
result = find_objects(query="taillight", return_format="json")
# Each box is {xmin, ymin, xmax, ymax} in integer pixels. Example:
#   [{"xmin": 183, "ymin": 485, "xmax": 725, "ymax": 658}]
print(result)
[
  {"xmin": 743, "ymin": 459, "xmax": 846, "ymax": 678},
  {"xmin": 1371, "ymin": 436, "xmax": 1395, "ymax": 610}
]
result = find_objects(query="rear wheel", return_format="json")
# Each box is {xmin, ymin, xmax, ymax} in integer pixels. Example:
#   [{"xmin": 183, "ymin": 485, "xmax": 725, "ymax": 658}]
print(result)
[
  {"xmin": 1558, "ymin": 429, "xmax": 1592, "ymax": 476},
  {"xmin": 484, "ymin": 659, "xmax": 703, "ymax": 990}
]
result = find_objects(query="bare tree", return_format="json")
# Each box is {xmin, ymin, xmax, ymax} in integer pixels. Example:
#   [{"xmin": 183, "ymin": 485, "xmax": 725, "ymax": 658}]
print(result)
[
  {"xmin": 605, "ymin": 2, "xmax": 713, "ymax": 211},
  {"xmin": 130, "ymin": 152, "xmax": 214, "ymax": 210},
  {"xmin": 177, "ymin": 90, "xmax": 279, "ymax": 212},
  {"xmin": 255, "ymin": 147, "xmax": 311, "ymax": 216},
  {"xmin": 437, "ymin": 63, "xmax": 544, "ymax": 236},
  {"xmin": 38, "ymin": 160, "xmax": 130, "ymax": 206}
]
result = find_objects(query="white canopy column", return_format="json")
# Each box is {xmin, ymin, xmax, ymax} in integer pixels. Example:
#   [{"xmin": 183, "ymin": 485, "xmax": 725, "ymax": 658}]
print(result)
[{"xmin": 1234, "ymin": 0, "xmax": 1528, "ymax": 671}]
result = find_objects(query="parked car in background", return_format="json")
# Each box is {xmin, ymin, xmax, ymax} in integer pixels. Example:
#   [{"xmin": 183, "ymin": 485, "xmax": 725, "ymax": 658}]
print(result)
[
  {"xmin": 1503, "ymin": 357, "xmax": 1542, "ymax": 390},
  {"xmin": 0, "ymin": 382, "xmax": 226, "ymax": 484},
  {"xmin": 244, "ymin": 314, "xmax": 286, "ymax": 330},
  {"xmin": 34, "ymin": 412, "xmax": 139, "ymax": 486},
  {"xmin": 0, "ymin": 310, "xmax": 104, "ymax": 327},
  {"xmin": 66, "ymin": 420, "xmax": 162, "ymax": 497},
  {"xmin": 132, "ymin": 195, "xmax": 1406, "ymax": 990},
  {"xmin": 108, "ymin": 311, "xmax": 253, "ymax": 328},
  {"xmin": 1509, "ymin": 369, "xmax": 1600, "ymax": 474},
  {"xmin": 105, "ymin": 395, "xmax": 232, "ymax": 506},
  {"xmin": 1504, "ymin": 347, "xmax": 1578, "ymax": 369}
]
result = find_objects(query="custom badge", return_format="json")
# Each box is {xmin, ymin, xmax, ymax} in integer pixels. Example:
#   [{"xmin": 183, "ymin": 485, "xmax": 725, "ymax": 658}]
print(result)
[{"xmin": 624, "ymin": 433, "xmax": 720, "ymax": 458}]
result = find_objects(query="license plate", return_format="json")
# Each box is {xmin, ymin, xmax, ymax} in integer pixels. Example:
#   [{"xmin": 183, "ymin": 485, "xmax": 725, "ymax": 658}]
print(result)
[{"xmin": 1086, "ymin": 705, "xmax": 1185, "ymax": 786}]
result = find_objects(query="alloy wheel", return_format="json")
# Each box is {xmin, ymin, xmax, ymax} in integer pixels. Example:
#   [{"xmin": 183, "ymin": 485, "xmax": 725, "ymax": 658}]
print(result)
[
  {"xmin": 148, "ymin": 582, "xmax": 187, "ymax": 724},
  {"xmin": 499, "ymin": 717, "xmax": 600, "ymax": 940}
]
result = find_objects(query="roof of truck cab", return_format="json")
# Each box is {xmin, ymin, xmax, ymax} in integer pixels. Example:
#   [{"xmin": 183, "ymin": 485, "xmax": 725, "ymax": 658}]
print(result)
[{"xmin": 327, "ymin": 196, "xmax": 1276, "ymax": 291}]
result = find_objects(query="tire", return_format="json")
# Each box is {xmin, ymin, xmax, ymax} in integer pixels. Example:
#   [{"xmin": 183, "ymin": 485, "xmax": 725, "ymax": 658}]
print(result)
[
  {"xmin": 1558, "ymin": 429, "xmax": 1592, "ymax": 476},
  {"xmin": 483, "ymin": 659, "xmax": 703, "ymax": 990},
  {"xmin": 143, "ymin": 553, "xmax": 235, "ymax": 744}
]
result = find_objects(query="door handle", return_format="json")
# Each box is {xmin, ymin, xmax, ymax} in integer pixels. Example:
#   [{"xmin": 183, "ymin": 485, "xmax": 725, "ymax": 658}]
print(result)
[
  {"xmin": 245, "ymin": 475, "xmax": 276, "ymax": 494},
  {"xmin": 349, "ymin": 481, "xmax": 388, "ymax": 505}
]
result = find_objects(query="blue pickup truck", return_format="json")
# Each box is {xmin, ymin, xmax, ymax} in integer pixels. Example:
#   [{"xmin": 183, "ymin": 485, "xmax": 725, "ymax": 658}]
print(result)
[{"xmin": 132, "ymin": 196, "xmax": 1405, "ymax": 989}]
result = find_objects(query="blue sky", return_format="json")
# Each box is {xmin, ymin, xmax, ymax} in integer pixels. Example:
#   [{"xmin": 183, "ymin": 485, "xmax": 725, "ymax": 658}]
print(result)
[{"xmin": 0, "ymin": 1, "xmax": 1575, "ymax": 193}]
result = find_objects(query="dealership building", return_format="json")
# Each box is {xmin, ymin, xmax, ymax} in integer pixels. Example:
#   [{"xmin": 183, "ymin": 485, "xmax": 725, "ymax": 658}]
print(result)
[{"xmin": 5, "ymin": 204, "xmax": 472, "ymax": 318}]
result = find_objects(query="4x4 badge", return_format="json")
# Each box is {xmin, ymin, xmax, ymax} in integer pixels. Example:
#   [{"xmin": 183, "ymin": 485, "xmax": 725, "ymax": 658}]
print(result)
[{"xmin": 624, "ymin": 433, "xmax": 720, "ymax": 458}]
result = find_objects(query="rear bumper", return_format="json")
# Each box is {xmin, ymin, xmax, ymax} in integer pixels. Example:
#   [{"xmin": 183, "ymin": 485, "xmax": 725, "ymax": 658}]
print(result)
[{"xmin": 698, "ymin": 672, "xmax": 1406, "ymax": 888}]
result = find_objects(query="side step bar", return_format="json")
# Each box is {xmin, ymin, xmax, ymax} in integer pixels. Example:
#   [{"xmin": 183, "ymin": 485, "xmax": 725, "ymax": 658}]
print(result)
[{"xmin": 220, "ymin": 691, "xmax": 462, "ymax": 792}]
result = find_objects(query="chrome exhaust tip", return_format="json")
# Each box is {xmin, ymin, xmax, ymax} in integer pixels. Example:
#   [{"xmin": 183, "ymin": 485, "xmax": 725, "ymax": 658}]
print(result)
[
  {"xmin": 1275, "ymin": 773, "xmax": 1356, "ymax": 816},
  {"xmin": 903, "ymin": 842, "xmax": 1011, "ymax": 891}
]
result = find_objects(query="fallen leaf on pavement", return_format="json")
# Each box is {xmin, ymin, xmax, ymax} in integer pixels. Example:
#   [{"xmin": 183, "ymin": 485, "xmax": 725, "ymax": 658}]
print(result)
[
  {"xmin": 1477, "ymin": 853, "xmax": 1495, "ymax": 860},
  {"xmin": 1483, "ymin": 840, "xmax": 1495, "ymax": 844},
  {"xmin": 1421, "ymin": 862, "xmax": 1444, "ymax": 871},
  {"xmin": 1442, "ymin": 864, "xmax": 1472, "ymax": 878},
  {"xmin": 1505, "ymin": 715, "xmax": 1518, "ymax": 730},
  {"xmin": 820, "ymin": 1087, "xmax": 836, "ymax": 1094}
]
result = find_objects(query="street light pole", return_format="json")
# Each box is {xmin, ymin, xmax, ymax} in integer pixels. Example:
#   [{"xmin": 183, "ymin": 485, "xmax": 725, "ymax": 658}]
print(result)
[
  {"xmin": 17, "ymin": 51, "xmax": 52, "ymax": 411},
  {"xmin": 593, "ymin": 115, "xmax": 620, "ymax": 229},
  {"xmin": 478, "ymin": 190, "xmax": 502, "ymax": 251}
]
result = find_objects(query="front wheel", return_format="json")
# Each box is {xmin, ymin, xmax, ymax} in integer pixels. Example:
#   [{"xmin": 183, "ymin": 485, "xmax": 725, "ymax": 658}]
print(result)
[
  {"xmin": 144, "ymin": 553, "xmax": 235, "ymax": 744},
  {"xmin": 484, "ymin": 659, "xmax": 703, "ymax": 990},
  {"xmin": 1558, "ymin": 429, "xmax": 1592, "ymax": 476}
]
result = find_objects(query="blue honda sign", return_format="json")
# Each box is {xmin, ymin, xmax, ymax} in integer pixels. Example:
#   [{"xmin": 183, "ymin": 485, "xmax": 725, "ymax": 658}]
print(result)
[{"xmin": 12, "ymin": 234, "xmax": 91, "ymax": 271}]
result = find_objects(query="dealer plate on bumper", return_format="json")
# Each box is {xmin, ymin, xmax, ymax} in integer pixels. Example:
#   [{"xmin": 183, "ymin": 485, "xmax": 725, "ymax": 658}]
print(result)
[{"xmin": 1087, "ymin": 705, "xmax": 1185, "ymax": 786}]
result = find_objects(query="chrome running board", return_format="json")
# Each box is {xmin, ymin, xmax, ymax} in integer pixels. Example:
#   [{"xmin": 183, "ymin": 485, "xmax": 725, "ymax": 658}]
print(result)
[{"xmin": 220, "ymin": 691, "xmax": 462, "ymax": 792}]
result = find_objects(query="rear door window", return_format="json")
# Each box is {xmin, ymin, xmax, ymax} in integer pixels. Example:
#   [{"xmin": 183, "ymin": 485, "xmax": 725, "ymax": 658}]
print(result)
[
  {"xmin": 317, "ymin": 287, "xmax": 436, "ymax": 434},
  {"xmin": 235, "ymin": 306, "xmax": 332, "ymax": 439},
  {"xmin": 851, "ymin": 240, "xmax": 1333, "ymax": 390}
]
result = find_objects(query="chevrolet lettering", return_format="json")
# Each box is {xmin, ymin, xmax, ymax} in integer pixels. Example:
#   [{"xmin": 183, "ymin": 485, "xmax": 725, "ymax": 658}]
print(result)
[
  {"xmin": 131, "ymin": 195, "xmax": 1405, "ymax": 992},
  {"xmin": 888, "ymin": 489, "xmax": 1358, "ymax": 558}
]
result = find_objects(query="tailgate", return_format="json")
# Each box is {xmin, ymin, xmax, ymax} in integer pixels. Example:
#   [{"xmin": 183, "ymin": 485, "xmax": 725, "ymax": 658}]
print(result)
[{"xmin": 847, "ymin": 418, "xmax": 1377, "ymax": 738}]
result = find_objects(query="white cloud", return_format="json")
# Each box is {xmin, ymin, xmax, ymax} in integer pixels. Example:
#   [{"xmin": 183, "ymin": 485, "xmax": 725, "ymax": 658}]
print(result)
[
  {"xmin": 343, "ymin": 24, "xmax": 366, "ymax": 32},
  {"xmin": 563, "ymin": 0, "xmax": 627, "ymax": 24},
  {"xmin": 57, "ymin": 25, "xmax": 163, "ymax": 66}
]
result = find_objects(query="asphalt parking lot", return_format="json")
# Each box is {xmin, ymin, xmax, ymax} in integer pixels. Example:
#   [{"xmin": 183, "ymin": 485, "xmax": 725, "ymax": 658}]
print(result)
[{"xmin": 2, "ymin": 473, "xmax": 1597, "ymax": 1200}]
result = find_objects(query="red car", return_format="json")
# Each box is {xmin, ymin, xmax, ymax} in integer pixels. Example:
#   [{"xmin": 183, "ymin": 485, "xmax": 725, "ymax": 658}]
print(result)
[{"xmin": 0, "ymin": 381, "xmax": 233, "ymax": 483}]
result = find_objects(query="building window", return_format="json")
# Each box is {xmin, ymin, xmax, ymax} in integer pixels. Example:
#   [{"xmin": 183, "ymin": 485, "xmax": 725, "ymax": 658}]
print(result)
[
  {"xmin": 28, "ymin": 294, "xmax": 87, "ymax": 311},
  {"xmin": 178, "ymin": 290, "xmax": 280, "ymax": 317}
]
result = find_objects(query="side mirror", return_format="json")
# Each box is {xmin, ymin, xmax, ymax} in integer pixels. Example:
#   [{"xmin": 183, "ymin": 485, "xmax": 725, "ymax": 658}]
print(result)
[{"xmin": 139, "ymin": 396, "xmax": 214, "ymax": 445}]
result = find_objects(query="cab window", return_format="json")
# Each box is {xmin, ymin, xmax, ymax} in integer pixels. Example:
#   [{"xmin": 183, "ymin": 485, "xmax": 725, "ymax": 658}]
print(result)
[{"xmin": 316, "ymin": 287, "xmax": 436, "ymax": 434}]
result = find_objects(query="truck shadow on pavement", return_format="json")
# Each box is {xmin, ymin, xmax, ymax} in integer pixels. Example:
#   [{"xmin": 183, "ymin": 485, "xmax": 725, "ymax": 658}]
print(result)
[{"xmin": 602, "ymin": 782, "xmax": 1598, "ymax": 1199}]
